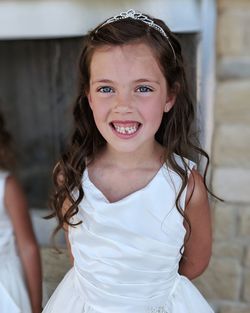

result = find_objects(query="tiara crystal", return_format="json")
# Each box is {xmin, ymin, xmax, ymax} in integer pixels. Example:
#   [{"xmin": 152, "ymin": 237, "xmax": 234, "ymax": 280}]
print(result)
[{"xmin": 96, "ymin": 9, "xmax": 176, "ymax": 61}]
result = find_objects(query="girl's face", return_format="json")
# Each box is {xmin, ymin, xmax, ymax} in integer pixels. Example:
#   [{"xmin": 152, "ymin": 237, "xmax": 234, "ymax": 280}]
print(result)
[{"xmin": 87, "ymin": 42, "xmax": 175, "ymax": 154}]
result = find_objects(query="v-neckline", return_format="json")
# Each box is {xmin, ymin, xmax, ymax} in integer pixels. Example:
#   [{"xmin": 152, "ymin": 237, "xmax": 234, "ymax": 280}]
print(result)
[{"xmin": 84, "ymin": 164, "xmax": 165, "ymax": 204}]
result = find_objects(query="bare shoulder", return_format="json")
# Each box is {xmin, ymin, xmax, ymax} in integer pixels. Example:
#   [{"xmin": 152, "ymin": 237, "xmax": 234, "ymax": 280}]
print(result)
[
  {"xmin": 4, "ymin": 175, "xmax": 27, "ymax": 209},
  {"xmin": 185, "ymin": 169, "xmax": 208, "ymax": 207},
  {"xmin": 4, "ymin": 174, "xmax": 29, "ymax": 221},
  {"xmin": 185, "ymin": 168, "xmax": 211, "ymax": 228},
  {"xmin": 5, "ymin": 174, "xmax": 19, "ymax": 190}
]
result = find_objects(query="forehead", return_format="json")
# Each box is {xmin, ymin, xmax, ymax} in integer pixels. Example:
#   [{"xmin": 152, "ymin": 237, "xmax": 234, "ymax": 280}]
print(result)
[{"xmin": 89, "ymin": 42, "xmax": 164, "ymax": 80}]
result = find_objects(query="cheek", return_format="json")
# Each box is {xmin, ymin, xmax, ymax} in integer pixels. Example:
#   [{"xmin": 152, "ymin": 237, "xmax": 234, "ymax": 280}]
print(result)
[
  {"xmin": 91, "ymin": 103, "xmax": 110, "ymax": 126},
  {"xmin": 141, "ymin": 100, "xmax": 165, "ymax": 125},
  {"xmin": 88, "ymin": 92, "xmax": 111, "ymax": 117},
  {"xmin": 150, "ymin": 110, "xmax": 165, "ymax": 130}
]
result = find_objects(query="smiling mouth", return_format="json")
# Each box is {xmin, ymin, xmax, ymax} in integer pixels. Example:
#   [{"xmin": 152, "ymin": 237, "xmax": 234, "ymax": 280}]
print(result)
[{"xmin": 110, "ymin": 122, "xmax": 141, "ymax": 135}]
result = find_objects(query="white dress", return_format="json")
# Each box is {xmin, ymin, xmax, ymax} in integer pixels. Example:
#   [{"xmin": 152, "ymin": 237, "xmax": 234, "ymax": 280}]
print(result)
[
  {"xmin": 0, "ymin": 171, "xmax": 32, "ymax": 313},
  {"xmin": 43, "ymin": 157, "xmax": 214, "ymax": 313}
]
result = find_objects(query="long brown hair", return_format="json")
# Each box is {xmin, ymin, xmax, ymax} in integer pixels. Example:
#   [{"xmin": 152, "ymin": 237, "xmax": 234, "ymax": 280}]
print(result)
[
  {"xmin": 49, "ymin": 13, "xmax": 212, "ymax": 238},
  {"xmin": 0, "ymin": 111, "xmax": 16, "ymax": 171}
]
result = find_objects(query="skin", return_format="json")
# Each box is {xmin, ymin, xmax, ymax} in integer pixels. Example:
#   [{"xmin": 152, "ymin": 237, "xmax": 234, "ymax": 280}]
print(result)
[
  {"xmin": 65, "ymin": 42, "xmax": 212, "ymax": 280},
  {"xmin": 87, "ymin": 43, "xmax": 175, "ymax": 156},
  {"xmin": 179, "ymin": 170, "xmax": 212, "ymax": 279},
  {"xmin": 5, "ymin": 175, "xmax": 43, "ymax": 313},
  {"xmin": 63, "ymin": 198, "xmax": 74, "ymax": 266}
]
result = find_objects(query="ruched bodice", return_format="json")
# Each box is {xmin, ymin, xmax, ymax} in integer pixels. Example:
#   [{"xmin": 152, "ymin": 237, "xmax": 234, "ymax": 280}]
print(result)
[
  {"xmin": 43, "ymin": 157, "xmax": 214, "ymax": 313},
  {"xmin": 70, "ymin": 164, "xmax": 186, "ymax": 312}
]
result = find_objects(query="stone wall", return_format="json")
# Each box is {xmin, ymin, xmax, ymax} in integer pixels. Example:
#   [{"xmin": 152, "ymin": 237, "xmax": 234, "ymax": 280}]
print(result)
[{"xmin": 195, "ymin": 1, "xmax": 250, "ymax": 312}]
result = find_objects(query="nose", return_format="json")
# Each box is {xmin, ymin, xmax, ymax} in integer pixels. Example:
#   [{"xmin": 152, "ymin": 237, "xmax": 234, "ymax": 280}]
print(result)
[{"xmin": 113, "ymin": 92, "xmax": 133, "ymax": 113}]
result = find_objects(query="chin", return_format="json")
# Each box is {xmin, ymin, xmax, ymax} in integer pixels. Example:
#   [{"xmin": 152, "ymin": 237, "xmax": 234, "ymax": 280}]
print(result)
[
  {"xmin": 108, "ymin": 140, "xmax": 152, "ymax": 155},
  {"xmin": 113, "ymin": 146, "xmax": 140, "ymax": 154}
]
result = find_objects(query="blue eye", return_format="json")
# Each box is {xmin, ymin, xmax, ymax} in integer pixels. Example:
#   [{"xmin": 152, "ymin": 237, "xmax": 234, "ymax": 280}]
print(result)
[
  {"xmin": 98, "ymin": 86, "xmax": 114, "ymax": 93},
  {"xmin": 137, "ymin": 86, "xmax": 153, "ymax": 92}
]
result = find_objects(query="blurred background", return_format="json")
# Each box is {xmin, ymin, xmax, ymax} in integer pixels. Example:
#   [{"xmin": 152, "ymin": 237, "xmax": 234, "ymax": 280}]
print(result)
[{"xmin": 0, "ymin": 0, "xmax": 249, "ymax": 312}]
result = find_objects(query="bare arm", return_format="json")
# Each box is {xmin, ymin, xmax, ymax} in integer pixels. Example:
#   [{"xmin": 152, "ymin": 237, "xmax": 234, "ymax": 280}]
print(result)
[
  {"xmin": 55, "ymin": 169, "xmax": 75, "ymax": 266},
  {"xmin": 64, "ymin": 230, "xmax": 74, "ymax": 266},
  {"xmin": 63, "ymin": 198, "xmax": 74, "ymax": 266},
  {"xmin": 178, "ymin": 169, "xmax": 212, "ymax": 280},
  {"xmin": 5, "ymin": 176, "xmax": 43, "ymax": 313}
]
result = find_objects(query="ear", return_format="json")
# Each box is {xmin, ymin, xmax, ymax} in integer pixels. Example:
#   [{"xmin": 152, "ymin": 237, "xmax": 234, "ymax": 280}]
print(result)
[
  {"xmin": 164, "ymin": 93, "xmax": 176, "ymax": 113},
  {"xmin": 164, "ymin": 83, "xmax": 179, "ymax": 112}
]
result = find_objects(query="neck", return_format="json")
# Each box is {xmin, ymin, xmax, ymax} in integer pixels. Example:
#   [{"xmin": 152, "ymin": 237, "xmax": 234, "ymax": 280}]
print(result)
[{"xmin": 98, "ymin": 141, "xmax": 165, "ymax": 170}]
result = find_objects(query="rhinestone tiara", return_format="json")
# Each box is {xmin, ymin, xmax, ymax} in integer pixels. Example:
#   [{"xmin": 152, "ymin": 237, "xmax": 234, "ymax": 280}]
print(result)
[
  {"xmin": 99, "ymin": 9, "xmax": 167, "ymax": 38},
  {"xmin": 95, "ymin": 9, "xmax": 176, "ymax": 61}
]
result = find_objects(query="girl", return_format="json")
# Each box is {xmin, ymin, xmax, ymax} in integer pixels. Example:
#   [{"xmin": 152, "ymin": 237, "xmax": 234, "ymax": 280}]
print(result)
[
  {"xmin": 44, "ymin": 9, "xmax": 214, "ymax": 313},
  {"xmin": 0, "ymin": 111, "xmax": 43, "ymax": 313}
]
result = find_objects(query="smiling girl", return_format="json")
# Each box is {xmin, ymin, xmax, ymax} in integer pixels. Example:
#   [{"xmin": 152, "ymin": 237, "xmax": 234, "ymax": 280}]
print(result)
[{"xmin": 43, "ymin": 9, "xmax": 214, "ymax": 313}]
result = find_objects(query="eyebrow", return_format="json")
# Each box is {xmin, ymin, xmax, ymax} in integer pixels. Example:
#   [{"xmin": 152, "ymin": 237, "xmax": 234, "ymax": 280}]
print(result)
[
  {"xmin": 91, "ymin": 78, "xmax": 160, "ymax": 85},
  {"xmin": 134, "ymin": 79, "xmax": 160, "ymax": 85},
  {"xmin": 91, "ymin": 79, "xmax": 113, "ymax": 85}
]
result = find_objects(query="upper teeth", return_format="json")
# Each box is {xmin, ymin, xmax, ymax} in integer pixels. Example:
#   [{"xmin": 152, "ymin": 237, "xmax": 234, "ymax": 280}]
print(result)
[{"xmin": 114, "ymin": 125, "xmax": 138, "ymax": 134}]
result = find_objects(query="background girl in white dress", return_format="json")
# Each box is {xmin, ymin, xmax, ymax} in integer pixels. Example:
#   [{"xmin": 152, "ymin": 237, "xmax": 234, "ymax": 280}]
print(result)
[
  {"xmin": 44, "ymin": 9, "xmax": 215, "ymax": 313},
  {"xmin": 0, "ymin": 111, "xmax": 43, "ymax": 313}
]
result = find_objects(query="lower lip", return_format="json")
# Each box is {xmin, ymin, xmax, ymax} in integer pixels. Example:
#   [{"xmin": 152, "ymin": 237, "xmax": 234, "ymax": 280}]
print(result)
[{"xmin": 110, "ymin": 124, "xmax": 141, "ymax": 139}]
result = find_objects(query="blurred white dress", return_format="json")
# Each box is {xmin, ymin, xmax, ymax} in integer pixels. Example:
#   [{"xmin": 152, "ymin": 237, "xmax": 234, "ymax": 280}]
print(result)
[
  {"xmin": 43, "ymin": 156, "xmax": 214, "ymax": 313},
  {"xmin": 0, "ymin": 171, "xmax": 32, "ymax": 313}
]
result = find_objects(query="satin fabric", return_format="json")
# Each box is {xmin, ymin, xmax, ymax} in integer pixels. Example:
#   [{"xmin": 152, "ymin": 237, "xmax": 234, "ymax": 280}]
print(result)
[
  {"xmin": 0, "ymin": 172, "xmax": 32, "ymax": 313},
  {"xmin": 43, "ymin": 157, "xmax": 214, "ymax": 313}
]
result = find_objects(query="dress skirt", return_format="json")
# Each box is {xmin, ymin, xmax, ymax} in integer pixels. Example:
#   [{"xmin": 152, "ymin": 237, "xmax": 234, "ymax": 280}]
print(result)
[{"xmin": 0, "ymin": 253, "xmax": 32, "ymax": 313}]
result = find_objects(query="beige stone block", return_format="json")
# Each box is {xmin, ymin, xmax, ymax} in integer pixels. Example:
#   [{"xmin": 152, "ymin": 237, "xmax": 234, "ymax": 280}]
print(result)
[
  {"xmin": 213, "ymin": 205, "xmax": 236, "ymax": 240},
  {"xmin": 217, "ymin": 18, "xmax": 246, "ymax": 58},
  {"xmin": 213, "ymin": 168, "xmax": 250, "ymax": 203},
  {"xmin": 217, "ymin": 8, "xmax": 250, "ymax": 57},
  {"xmin": 213, "ymin": 242, "xmax": 244, "ymax": 260},
  {"xmin": 41, "ymin": 248, "xmax": 71, "ymax": 297},
  {"xmin": 213, "ymin": 124, "xmax": 250, "ymax": 167},
  {"xmin": 239, "ymin": 207, "xmax": 250, "ymax": 236},
  {"xmin": 219, "ymin": 303, "xmax": 250, "ymax": 313},
  {"xmin": 218, "ymin": 0, "xmax": 250, "ymax": 10},
  {"xmin": 215, "ymin": 80, "xmax": 250, "ymax": 124},
  {"xmin": 243, "ymin": 270, "xmax": 250, "ymax": 302},
  {"xmin": 217, "ymin": 57, "xmax": 250, "ymax": 79},
  {"xmin": 245, "ymin": 246, "xmax": 250, "ymax": 268},
  {"xmin": 195, "ymin": 258, "xmax": 241, "ymax": 300}
]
